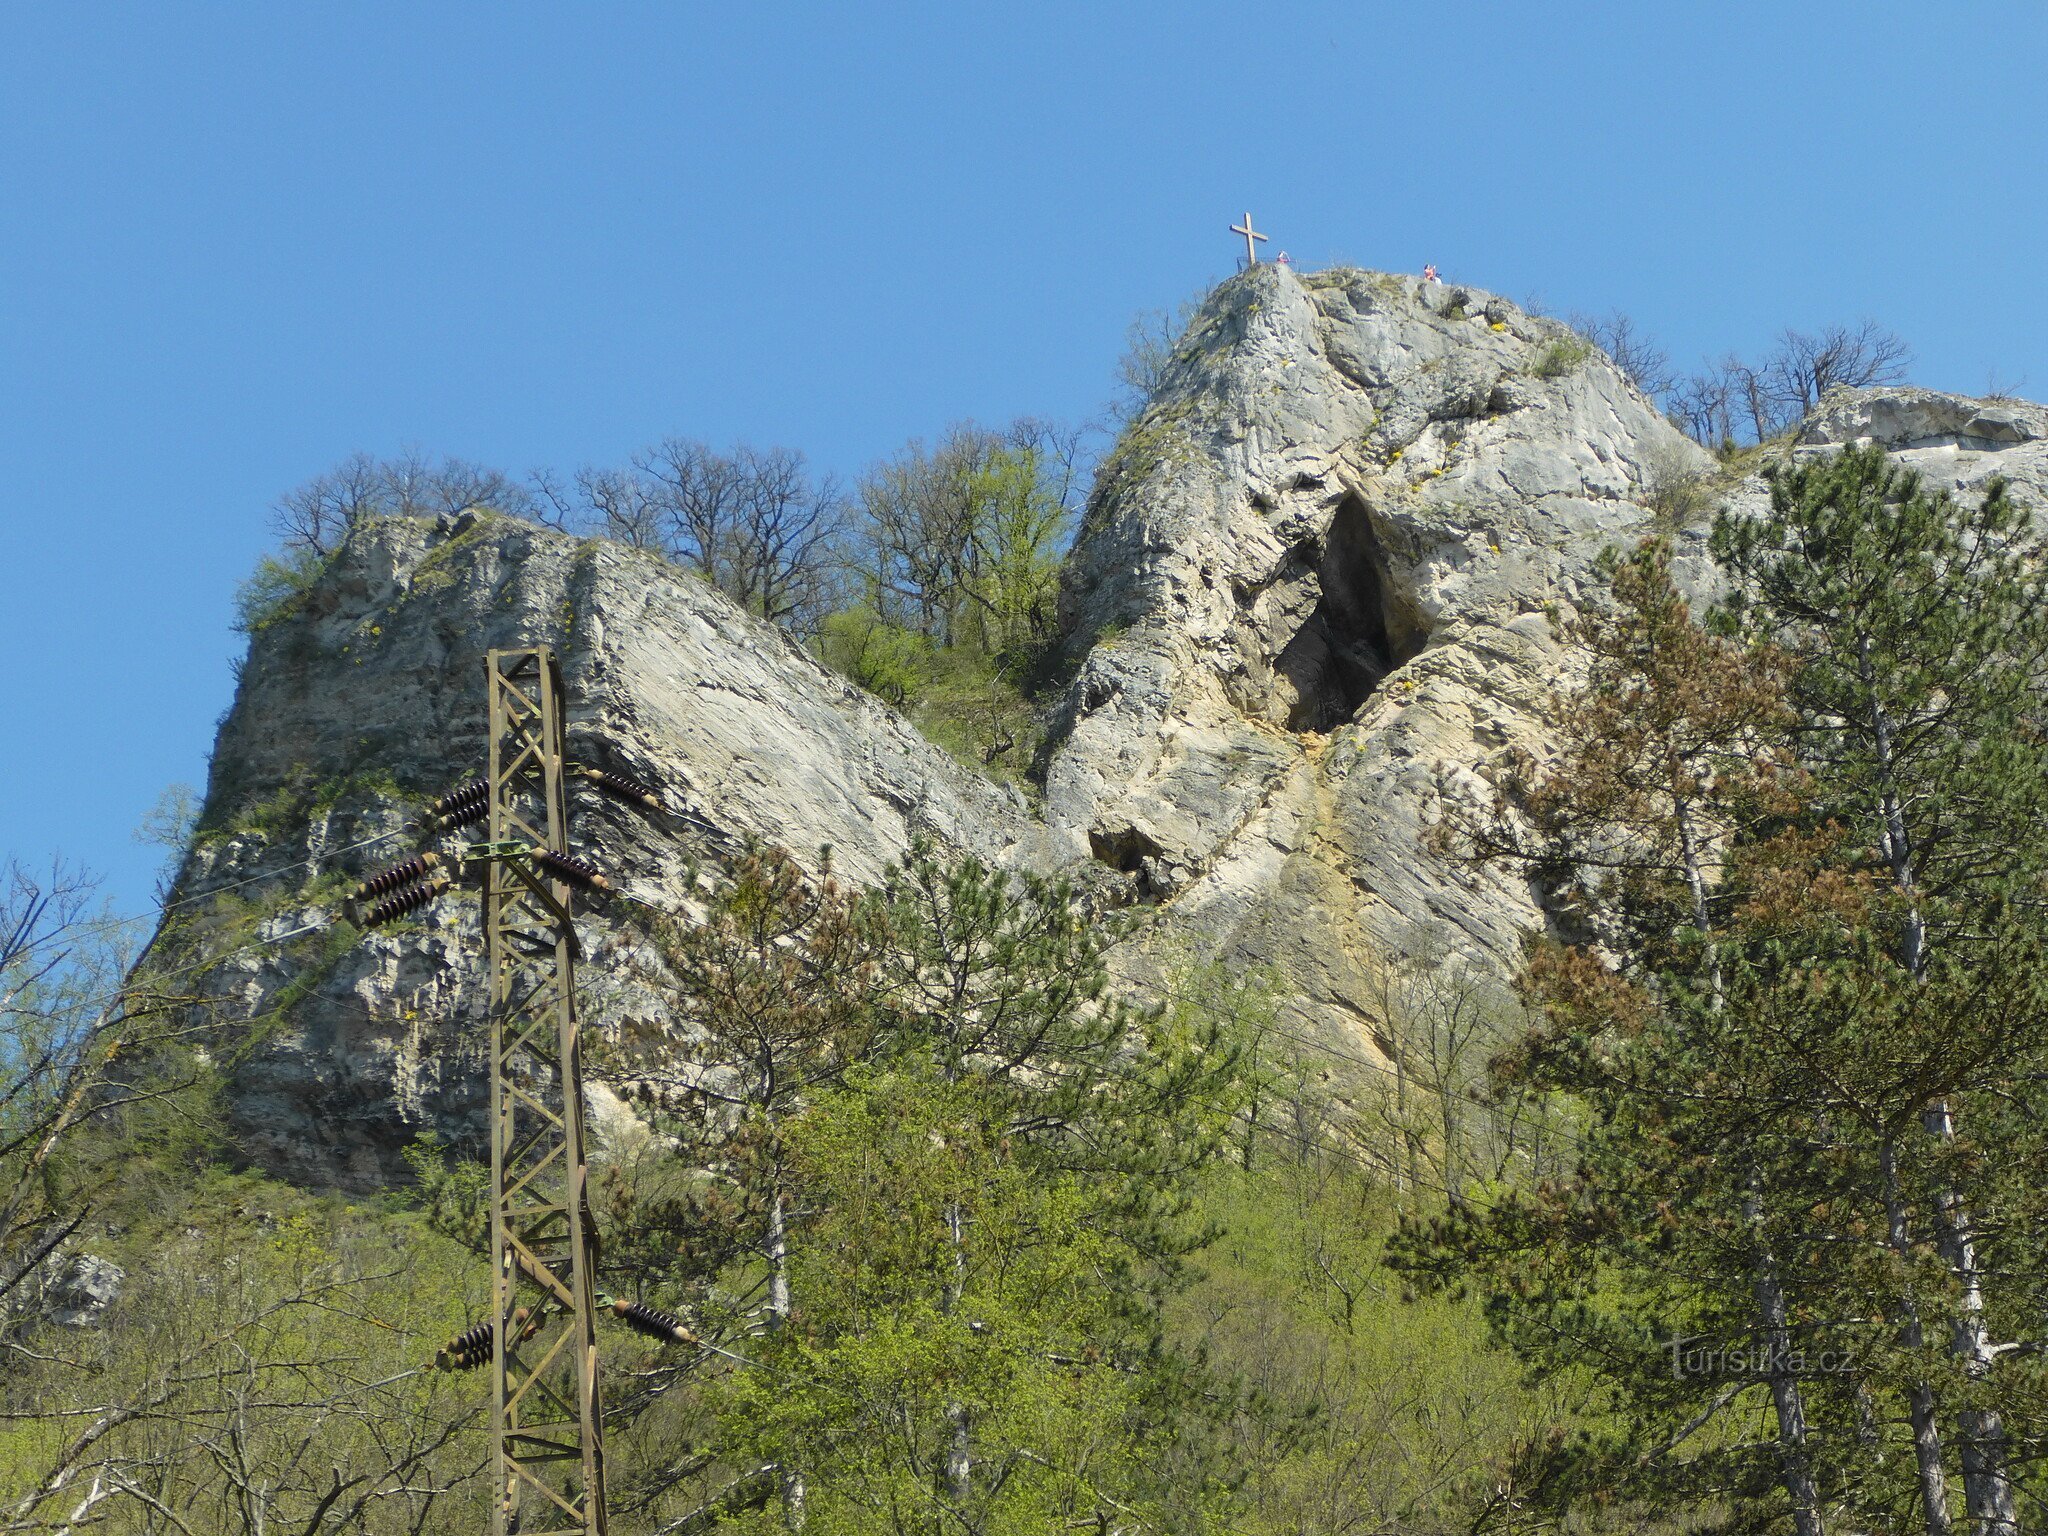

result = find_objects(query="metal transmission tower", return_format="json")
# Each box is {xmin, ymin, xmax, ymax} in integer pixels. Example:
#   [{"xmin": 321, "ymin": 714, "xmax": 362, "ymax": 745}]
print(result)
[{"xmin": 481, "ymin": 647, "xmax": 608, "ymax": 1536}]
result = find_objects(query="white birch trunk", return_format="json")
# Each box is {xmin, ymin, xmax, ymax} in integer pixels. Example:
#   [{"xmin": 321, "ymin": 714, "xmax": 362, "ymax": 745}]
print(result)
[
  {"xmin": 766, "ymin": 1182, "xmax": 805, "ymax": 1530},
  {"xmin": 1882, "ymin": 1136, "xmax": 1956, "ymax": 1536},
  {"xmin": 941, "ymin": 1197, "xmax": 972, "ymax": 1509}
]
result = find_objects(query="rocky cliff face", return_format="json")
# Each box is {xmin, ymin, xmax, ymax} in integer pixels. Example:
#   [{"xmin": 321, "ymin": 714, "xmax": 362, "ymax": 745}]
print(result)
[
  {"xmin": 172, "ymin": 519, "xmax": 1044, "ymax": 1186},
  {"xmin": 159, "ymin": 266, "xmax": 2047, "ymax": 1188},
  {"xmin": 1045, "ymin": 265, "xmax": 1700, "ymax": 1048}
]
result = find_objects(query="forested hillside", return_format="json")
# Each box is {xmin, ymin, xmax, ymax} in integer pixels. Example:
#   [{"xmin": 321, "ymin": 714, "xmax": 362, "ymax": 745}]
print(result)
[{"xmin": 7, "ymin": 265, "xmax": 2048, "ymax": 1533}]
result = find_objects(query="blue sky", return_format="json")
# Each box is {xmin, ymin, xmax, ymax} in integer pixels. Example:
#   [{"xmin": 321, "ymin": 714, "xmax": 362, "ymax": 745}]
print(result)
[{"xmin": 4, "ymin": 2, "xmax": 2044, "ymax": 923}]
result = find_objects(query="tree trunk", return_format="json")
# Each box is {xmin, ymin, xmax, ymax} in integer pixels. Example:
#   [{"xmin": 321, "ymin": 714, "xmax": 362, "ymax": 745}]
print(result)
[
  {"xmin": 1746, "ymin": 1186, "xmax": 1826, "ymax": 1536},
  {"xmin": 1680, "ymin": 807, "xmax": 1820, "ymax": 1528},
  {"xmin": 766, "ymin": 1184, "xmax": 806, "ymax": 1530},
  {"xmin": 1859, "ymin": 639, "xmax": 2012, "ymax": 1532},
  {"xmin": 941, "ymin": 1197, "xmax": 972, "ymax": 1509},
  {"xmin": 1924, "ymin": 1103, "xmax": 2017, "ymax": 1536},
  {"xmin": 1881, "ymin": 1137, "xmax": 1955, "ymax": 1536}
]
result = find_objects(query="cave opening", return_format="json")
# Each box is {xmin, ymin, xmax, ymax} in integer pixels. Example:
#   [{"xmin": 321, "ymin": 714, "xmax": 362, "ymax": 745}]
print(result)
[{"xmin": 1274, "ymin": 494, "xmax": 1428, "ymax": 732}]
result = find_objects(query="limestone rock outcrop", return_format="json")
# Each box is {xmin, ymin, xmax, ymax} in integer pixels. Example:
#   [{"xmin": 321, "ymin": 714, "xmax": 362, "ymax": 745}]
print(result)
[
  {"xmin": 169, "ymin": 516, "xmax": 1042, "ymax": 1186},
  {"xmin": 156, "ymin": 265, "xmax": 2046, "ymax": 1187},
  {"xmin": 1044, "ymin": 265, "xmax": 1699, "ymax": 1044},
  {"xmin": 1795, "ymin": 383, "xmax": 2048, "ymax": 501}
]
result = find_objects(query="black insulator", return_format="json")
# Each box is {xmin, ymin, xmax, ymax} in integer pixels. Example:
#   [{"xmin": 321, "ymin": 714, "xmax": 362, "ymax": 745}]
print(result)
[
  {"xmin": 418, "ymin": 779, "xmax": 488, "ymax": 832},
  {"xmin": 534, "ymin": 848, "xmax": 613, "ymax": 894},
  {"xmin": 437, "ymin": 1319, "xmax": 493, "ymax": 1371},
  {"xmin": 609, "ymin": 1297, "xmax": 696, "ymax": 1346},
  {"xmin": 363, "ymin": 875, "xmax": 449, "ymax": 927},
  {"xmin": 348, "ymin": 851, "xmax": 441, "ymax": 906},
  {"xmin": 574, "ymin": 764, "xmax": 663, "ymax": 813},
  {"xmin": 423, "ymin": 797, "xmax": 489, "ymax": 836},
  {"xmin": 434, "ymin": 1308, "xmax": 539, "ymax": 1371}
]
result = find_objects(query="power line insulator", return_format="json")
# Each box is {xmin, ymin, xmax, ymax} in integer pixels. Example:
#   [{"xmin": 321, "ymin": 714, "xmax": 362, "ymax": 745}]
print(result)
[
  {"xmin": 604, "ymin": 1295, "xmax": 697, "ymax": 1346},
  {"xmin": 347, "ymin": 851, "xmax": 441, "ymax": 911},
  {"xmin": 362, "ymin": 874, "xmax": 450, "ymax": 927},
  {"xmin": 436, "ymin": 1319, "xmax": 493, "ymax": 1372},
  {"xmin": 573, "ymin": 764, "xmax": 663, "ymax": 813},
  {"xmin": 418, "ymin": 779, "xmax": 488, "ymax": 834},
  {"xmin": 425, "ymin": 798, "xmax": 488, "ymax": 836},
  {"xmin": 534, "ymin": 848, "xmax": 613, "ymax": 894},
  {"xmin": 434, "ymin": 1307, "xmax": 540, "ymax": 1372}
]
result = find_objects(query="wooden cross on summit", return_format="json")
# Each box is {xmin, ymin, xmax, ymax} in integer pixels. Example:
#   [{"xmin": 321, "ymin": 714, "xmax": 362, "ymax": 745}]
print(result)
[{"xmin": 1231, "ymin": 212, "xmax": 1268, "ymax": 267}]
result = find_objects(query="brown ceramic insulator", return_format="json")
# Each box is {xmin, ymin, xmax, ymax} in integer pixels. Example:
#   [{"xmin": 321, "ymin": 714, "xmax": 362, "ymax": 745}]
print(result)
[
  {"xmin": 348, "ymin": 851, "xmax": 441, "ymax": 906},
  {"xmin": 436, "ymin": 1320, "xmax": 493, "ymax": 1371},
  {"xmin": 362, "ymin": 875, "xmax": 449, "ymax": 927},
  {"xmin": 576, "ymin": 764, "xmax": 663, "ymax": 813},
  {"xmin": 534, "ymin": 848, "xmax": 613, "ymax": 893},
  {"xmin": 418, "ymin": 779, "xmax": 488, "ymax": 832},
  {"xmin": 610, "ymin": 1297, "xmax": 696, "ymax": 1345},
  {"xmin": 433, "ymin": 1307, "xmax": 540, "ymax": 1371},
  {"xmin": 422, "ymin": 797, "xmax": 488, "ymax": 835}
]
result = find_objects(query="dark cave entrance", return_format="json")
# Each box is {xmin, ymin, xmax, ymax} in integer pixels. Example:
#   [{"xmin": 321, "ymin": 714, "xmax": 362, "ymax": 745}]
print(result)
[{"xmin": 1274, "ymin": 494, "xmax": 1428, "ymax": 732}]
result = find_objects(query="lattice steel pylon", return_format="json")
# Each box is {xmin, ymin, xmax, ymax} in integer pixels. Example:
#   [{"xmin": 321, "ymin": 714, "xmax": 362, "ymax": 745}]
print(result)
[{"xmin": 482, "ymin": 647, "xmax": 608, "ymax": 1535}]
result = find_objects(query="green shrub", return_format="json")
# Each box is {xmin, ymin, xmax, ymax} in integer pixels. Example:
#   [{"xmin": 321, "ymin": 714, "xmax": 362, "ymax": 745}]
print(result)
[
  {"xmin": 232, "ymin": 547, "xmax": 330, "ymax": 633},
  {"xmin": 1531, "ymin": 334, "xmax": 1593, "ymax": 380},
  {"xmin": 817, "ymin": 606, "xmax": 934, "ymax": 704},
  {"xmin": 1644, "ymin": 445, "xmax": 1717, "ymax": 533}
]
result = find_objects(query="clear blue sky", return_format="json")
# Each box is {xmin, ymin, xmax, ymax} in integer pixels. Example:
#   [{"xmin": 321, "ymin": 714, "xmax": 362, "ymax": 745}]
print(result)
[{"xmin": 4, "ymin": 2, "xmax": 2044, "ymax": 923}]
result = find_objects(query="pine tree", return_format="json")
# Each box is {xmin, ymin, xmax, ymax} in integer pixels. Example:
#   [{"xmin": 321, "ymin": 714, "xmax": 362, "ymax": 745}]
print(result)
[
  {"xmin": 605, "ymin": 844, "xmax": 890, "ymax": 1527},
  {"xmin": 1713, "ymin": 445, "xmax": 2048, "ymax": 1536},
  {"xmin": 612, "ymin": 842, "xmax": 1252, "ymax": 1533},
  {"xmin": 1410, "ymin": 538, "xmax": 1844, "ymax": 1531}
]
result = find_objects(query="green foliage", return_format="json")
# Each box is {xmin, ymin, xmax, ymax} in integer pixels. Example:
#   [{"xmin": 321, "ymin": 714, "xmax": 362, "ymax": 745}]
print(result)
[
  {"xmin": 1643, "ymin": 446, "xmax": 1718, "ymax": 534},
  {"xmin": 1530, "ymin": 334, "xmax": 1593, "ymax": 379},
  {"xmin": 1415, "ymin": 478, "xmax": 2048, "ymax": 1532},
  {"xmin": 714, "ymin": 1068, "xmax": 1222, "ymax": 1534},
  {"xmin": 1177, "ymin": 1155, "xmax": 1611, "ymax": 1535},
  {"xmin": 232, "ymin": 545, "xmax": 330, "ymax": 632},
  {"xmin": 402, "ymin": 1133, "xmax": 491, "ymax": 1251},
  {"xmin": 606, "ymin": 841, "xmax": 1257, "ymax": 1531},
  {"xmin": 1, "ymin": 874, "xmax": 488, "ymax": 1536},
  {"xmin": 818, "ymin": 423, "xmax": 1082, "ymax": 784},
  {"xmin": 818, "ymin": 610, "xmax": 1048, "ymax": 783},
  {"xmin": 0, "ymin": 1166, "xmax": 491, "ymax": 1533},
  {"xmin": 816, "ymin": 605, "xmax": 934, "ymax": 704}
]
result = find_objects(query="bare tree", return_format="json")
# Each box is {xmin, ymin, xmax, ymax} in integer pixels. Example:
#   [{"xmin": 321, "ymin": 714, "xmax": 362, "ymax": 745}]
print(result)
[
  {"xmin": 0, "ymin": 862, "xmax": 182, "ymax": 1318},
  {"xmin": 268, "ymin": 451, "xmax": 536, "ymax": 554},
  {"xmin": 267, "ymin": 452, "xmax": 385, "ymax": 555},
  {"xmin": 1766, "ymin": 321, "xmax": 1912, "ymax": 418},
  {"xmin": 424, "ymin": 456, "xmax": 533, "ymax": 518},
  {"xmin": 723, "ymin": 446, "xmax": 843, "ymax": 632},
  {"xmin": 636, "ymin": 436, "xmax": 746, "ymax": 579},
  {"xmin": 1668, "ymin": 364, "xmax": 1738, "ymax": 449},
  {"xmin": 1669, "ymin": 322, "xmax": 1913, "ymax": 449},
  {"xmin": 1112, "ymin": 295, "xmax": 1205, "ymax": 423},
  {"xmin": 575, "ymin": 464, "xmax": 669, "ymax": 552},
  {"xmin": 1568, "ymin": 311, "xmax": 1674, "ymax": 398},
  {"xmin": 1003, "ymin": 415, "xmax": 1096, "ymax": 515},
  {"xmin": 853, "ymin": 425, "xmax": 1004, "ymax": 643}
]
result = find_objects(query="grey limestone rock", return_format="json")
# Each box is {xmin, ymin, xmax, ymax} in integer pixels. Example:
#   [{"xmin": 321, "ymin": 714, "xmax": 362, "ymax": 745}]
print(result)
[
  {"xmin": 43, "ymin": 1254, "xmax": 126, "ymax": 1328},
  {"xmin": 153, "ymin": 267, "xmax": 2048, "ymax": 1186},
  {"xmin": 1044, "ymin": 264, "xmax": 1699, "ymax": 1053},
  {"xmin": 162, "ymin": 516, "xmax": 1045, "ymax": 1187}
]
